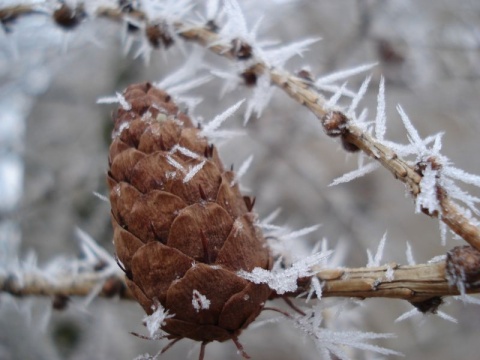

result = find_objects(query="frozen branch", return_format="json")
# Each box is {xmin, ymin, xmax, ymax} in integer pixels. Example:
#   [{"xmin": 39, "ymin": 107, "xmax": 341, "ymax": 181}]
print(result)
[
  {"xmin": 0, "ymin": 270, "xmax": 132, "ymax": 300},
  {"xmin": 294, "ymin": 261, "xmax": 479, "ymax": 303},
  {"xmin": 2, "ymin": 258, "xmax": 479, "ymax": 304}
]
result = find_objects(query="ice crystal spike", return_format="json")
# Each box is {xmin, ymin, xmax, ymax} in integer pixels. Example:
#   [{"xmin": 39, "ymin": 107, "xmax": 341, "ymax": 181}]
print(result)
[{"xmin": 107, "ymin": 82, "xmax": 271, "ymax": 351}]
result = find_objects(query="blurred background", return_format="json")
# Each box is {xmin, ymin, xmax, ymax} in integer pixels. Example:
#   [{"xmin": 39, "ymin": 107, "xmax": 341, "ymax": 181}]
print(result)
[{"xmin": 1, "ymin": 0, "xmax": 480, "ymax": 359}]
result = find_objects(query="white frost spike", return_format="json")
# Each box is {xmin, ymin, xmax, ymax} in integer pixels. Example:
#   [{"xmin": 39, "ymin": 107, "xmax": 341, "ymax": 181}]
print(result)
[
  {"xmin": 170, "ymin": 144, "xmax": 200, "ymax": 160},
  {"xmin": 260, "ymin": 207, "xmax": 282, "ymax": 227},
  {"xmin": 295, "ymin": 305, "xmax": 401, "ymax": 359},
  {"xmin": 367, "ymin": 232, "xmax": 387, "ymax": 267},
  {"xmin": 154, "ymin": 48, "xmax": 211, "ymax": 101},
  {"xmin": 375, "ymin": 76, "xmax": 386, "ymax": 141},
  {"xmin": 206, "ymin": 0, "xmax": 221, "ymax": 19},
  {"xmin": 264, "ymin": 38, "xmax": 321, "ymax": 67},
  {"xmin": 325, "ymin": 81, "xmax": 348, "ymax": 108},
  {"xmin": 75, "ymin": 228, "xmax": 118, "ymax": 270},
  {"xmin": 315, "ymin": 62, "xmax": 377, "ymax": 85},
  {"xmin": 405, "ymin": 241, "xmax": 416, "ymax": 265},
  {"xmin": 244, "ymin": 74, "xmax": 275, "ymax": 124},
  {"xmin": 329, "ymin": 162, "xmax": 380, "ymax": 186},
  {"xmin": 455, "ymin": 294, "xmax": 480, "ymax": 305},
  {"xmin": 144, "ymin": 301, "xmax": 173, "ymax": 339},
  {"xmin": 443, "ymin": 166, "xmax": 480, "ymax": 188},
  {"xmin": 395, "ymin": 308, "xmax": 418, "ymax": 323},
  {"xmin": 93, "ymin": 191, "xmax": 109, "ymax": 203},
  {"xmin": 200, "ymin": 99, "xmax": 245, "ymax": 137},
  {"xmin": 232, "ymin": 154, "xmax": 254, "ymax": 186},
  {"xmin": 283, "ymin": 224, "xmax": 321, "ymax": 241},
  {"xmin": 347, "ymin": 75, "xmax": 371, "ymax": 116},
  {"xmin": 238, "ymin": 251, "xmax": 332, "ymax": 294},
  {"xmin": 415, "ymin": 163, "xmax": 439, "ymax": 215},
  {"xmin": 306, "ymin": 275, "xmax": 322, "ymax": 303},
  {"xmin": 166, "ymin": 155, "xmax": 186, "ymax": 172},
  {"xmin": 222, "ymin": 0, "xmax": 249, "ymax": 40},
  {"xmin": 436, "ymin": 311, "xmax": 458, "ymax": 323},
  {"xmin": 183, "ymin": 160, "xmax": 206, "ymax": 184},
  {"xmin": 395, "ymin": 308, "xmax": 457, "ymax": 323},
  {"xmin": 97, "ymin": 92, "xmax": 131, "ymax": 110},
  {"xmin": 166, "ymin": 75, "xmax": 213, "ymax": 97},
  {"xmin": 192, "ymin": 290, "xmax": 211, "ymax": 312},
  {"xmin": 439, "ymin": 221, "xmax": 447, "ymax": 246},
  {"xmin": 397, "ymin": 105, "xmax": 425, "ymax": 152}
]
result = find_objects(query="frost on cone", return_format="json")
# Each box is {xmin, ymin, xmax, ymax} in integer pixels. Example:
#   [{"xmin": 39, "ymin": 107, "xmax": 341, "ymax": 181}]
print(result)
[{"xmin": 107, "ymin": 83, "xmax": 272, "ymax": 344}]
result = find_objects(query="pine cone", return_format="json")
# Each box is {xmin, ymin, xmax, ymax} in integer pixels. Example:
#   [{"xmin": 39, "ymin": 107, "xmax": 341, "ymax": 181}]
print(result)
[{"xmin": 107, "ymin": 83, "xmax": 272, "ymax": 346}]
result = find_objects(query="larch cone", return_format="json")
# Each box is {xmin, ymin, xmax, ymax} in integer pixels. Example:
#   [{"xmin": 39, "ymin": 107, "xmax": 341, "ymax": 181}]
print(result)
[{"xmin": 107, "ymin": 83, "xmax": 272, "ymax": 351}]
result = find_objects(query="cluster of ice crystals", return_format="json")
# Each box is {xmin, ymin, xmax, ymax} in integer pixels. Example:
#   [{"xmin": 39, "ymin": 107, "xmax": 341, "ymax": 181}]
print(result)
[
  {"xmin": 238, "ymin": 251, "xmax": 331, "ymax": 294},
  {"xmin": 191, "ymin": 289, "xmax": 211, "ymax": 312},
  {"xmin": 143, "ymin": 300, "xmax": 174, "ymax": 339},
  {"xmin": 293, "ymin": 304, "xmax": 402, "ymax": 360}
]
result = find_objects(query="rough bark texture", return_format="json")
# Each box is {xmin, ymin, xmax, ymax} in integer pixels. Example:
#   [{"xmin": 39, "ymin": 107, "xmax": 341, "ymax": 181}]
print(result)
[{"xmin": 107, "ymin": 83, "xmax": 271, "ymax": 343}]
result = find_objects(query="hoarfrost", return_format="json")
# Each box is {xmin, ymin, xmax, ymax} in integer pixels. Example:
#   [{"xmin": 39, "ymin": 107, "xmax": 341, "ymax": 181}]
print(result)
[{"xmin": 192, "ymin": 290, "xmax": 211, "ymax": 312}]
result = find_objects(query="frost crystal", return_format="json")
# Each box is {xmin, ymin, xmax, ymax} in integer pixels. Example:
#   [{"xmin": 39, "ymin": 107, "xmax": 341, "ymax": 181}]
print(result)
[
  {"xmin": 405, "ymin": 242, "xmax": 416, "ymax": 265},
  {"xmin": 347, "ymin": 76, "xmax": 371, "ymax": 117},
  {"xmin": 200, "ymin": 99, "xmax": 245, "ymax": 139},
  {"xmin": 366, "ymin": 232, "xmax": 387, "ymax": 267},
  {"xmin": 374, "ymin": 76, "xmax": 386, "ymax": 141},
  {"xmin": 97, "ymin": 92, "xmax": 131, "ymax": 110},
  {"xmin": 143, "ymin": 301, "xmax": 174, "ymax": 339},
  {"xmin": 231, "ymin": 154, "xmax": 253, "ymax": 186},
  {"xmin": 183, "ymin": 160, "xmax": 206, "ymax": 183},
  {"xmin": 415, "ymin": 163, "xmax": 439, "ymax": 214},
  {"xmin": 238, "ymin": 251, "xmax": 331, "ymax": 294},
  {"xmin": 294, "ymin": 305, "xmax": 401, "ymax": 359},
  {"xmin": 192, "ymin": 290, "xmax": 211, "ymax": 312},
  {"xmin": 262, "ymin": 38, "xmax": 320, "ymax": 68},
  {"xmin": 315, "ymin": 62, "xmax": 377, "ymax": 91},
  {"xmin": 244, "ymin": 73, "xmax": 275, "ymax": 123},
  {"xmin": 329, "ymin": 162, "xmax": 380, "ymax": 187}
]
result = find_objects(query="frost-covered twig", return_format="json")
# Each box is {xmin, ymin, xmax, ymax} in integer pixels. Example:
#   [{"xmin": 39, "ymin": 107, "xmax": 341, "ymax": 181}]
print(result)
[
  {"xmin": 0, "ymin": 270, "xmax": 131, "ymax": 300},
  {"xmin": 3, "ymin": 259, "xmax": 479, "ymax": 303},
  {"xmin": 2, "ymin": 0, "xmax": 480, "ymax": 252}
]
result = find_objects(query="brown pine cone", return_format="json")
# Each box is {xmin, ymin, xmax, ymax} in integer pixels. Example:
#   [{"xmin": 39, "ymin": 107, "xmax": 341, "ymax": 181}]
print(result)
[{"xmin": 107, "ymin": 83, "xmax": 272, "ymax": 349}]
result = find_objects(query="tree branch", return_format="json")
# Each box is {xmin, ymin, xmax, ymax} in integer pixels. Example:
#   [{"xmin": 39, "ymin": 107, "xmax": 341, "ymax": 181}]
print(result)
[
  {"xmin": 2, "ymin": 2, "xmax": 480, "ymax": 250},
  {"xmin": 2, "ymin": 259, "xmax": 479, "ymax": 304},
  {"xmin": 0, "ymin": 271, "xmax": 133, "ymax": 300}
]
